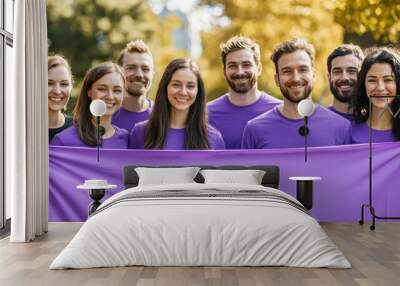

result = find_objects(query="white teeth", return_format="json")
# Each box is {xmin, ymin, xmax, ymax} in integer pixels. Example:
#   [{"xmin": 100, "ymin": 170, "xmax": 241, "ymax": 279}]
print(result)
[
  {"xmin": 105, "ymin": 102, "xmax": 116, "ymax": 108},
  {"xmin": 234, "ymin": 79, "xmax": 248, "ymax": 83},
  {"xmin": 174, "ymin": 97, "xmax": 189, "ymax": 103}
]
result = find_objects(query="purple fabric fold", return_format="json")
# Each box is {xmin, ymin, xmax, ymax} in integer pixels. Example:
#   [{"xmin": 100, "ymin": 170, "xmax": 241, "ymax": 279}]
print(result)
[{"xmin": 49, "ymin": 142, "xmax": 400, "ymax": 222}]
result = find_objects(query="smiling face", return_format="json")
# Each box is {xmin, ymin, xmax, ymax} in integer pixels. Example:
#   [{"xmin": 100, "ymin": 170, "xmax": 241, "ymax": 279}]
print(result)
[
  {"xmin": 366, "ymin": 63, "xmax": 397, "ymax": 109},
  {"xmin": 329, "ymin": 54, "xmax": 361, "ymax": 103},
  {"xmin": 48, "ymin": 65, "xmax": 72, "ymax": 112},
  {"xmin": 275, "ymin": 50, "xmax": 314, "ymax": 103},
  {"xmin": 167, "ymin": 68, "xmax": 198, "ymax": 113},
  {"xmin": 88, "ymin": 72, "xmax": 124, "ymax": 116},
  {"xmin": 224, "ymin": 48, "xmax": 261, "ymax": 94},
  {"xmin": 122, "ymin": 52, "xmax": 154, "ymax": 97}
]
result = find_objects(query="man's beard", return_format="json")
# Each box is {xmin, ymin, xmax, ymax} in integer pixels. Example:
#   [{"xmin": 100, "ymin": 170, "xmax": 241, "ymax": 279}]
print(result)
[
  {"xmin": 329, "ymin": 79, "xmax": 356, "ymax": 103},
  {"xmin": 279, "ymin": 80, "xmax": 312, "ymax": 103},
  {"xmin": 126, "ymin": 75, "xmax": 149, "ymax": 97},
  {"xmin": 226, "ymin": 72, "xmax": 256, "ymax": 94}
]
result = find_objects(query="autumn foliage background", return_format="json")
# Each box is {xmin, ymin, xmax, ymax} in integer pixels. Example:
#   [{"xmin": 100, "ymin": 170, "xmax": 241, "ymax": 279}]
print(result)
[{"xmin": 46, "ymin": 0, "xmax": 400, "ymax": 113}]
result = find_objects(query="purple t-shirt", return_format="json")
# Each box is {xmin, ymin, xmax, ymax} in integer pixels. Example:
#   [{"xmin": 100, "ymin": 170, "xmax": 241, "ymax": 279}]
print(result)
[
  {"xmin": 351, "ymin": 122, "xmax": 396, "ymax": 144},
  {"xmin": 129, "ymin": 120, "xmax": 225, "ymax": 150},
  {"xmin": 50, "ymin": 125, "xmax": 129, "ymax": 149},
  {"xmin": 327, "ymin": 106, "xmax": 354, "ymax": 121},
  {"xmin": 242, "ymin": 105, "xmax": 351, "ymax": 149},
  {"xmin": 111, "ymin": 100, "xmax": 152, "ymax": 131},
  {"xmin": 207, "ymin": 92, "xmax": 281, "ymax": 149}
]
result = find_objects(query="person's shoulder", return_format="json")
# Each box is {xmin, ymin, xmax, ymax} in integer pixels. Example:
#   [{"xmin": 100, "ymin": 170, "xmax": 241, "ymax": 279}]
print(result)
[
  {"xmin": 50, "ymin": 125, "xmax": 78, "ymax": 145},
  {"xmin": 248, "ymin": 106, "xmax": 279, "ymax": 126},
  {"xmin": 57, "ymin": 125, "xmax": 77, "ymax": 136},
  {"xmin": 207, "ymin": 94, "xmax": 228, "ymax": 108},
  {"xmin": 316, "ymin": 106, "xmax": 351, "ymax": 135},
  {"xmin": 134, "ymin": 120, "xmax": 148, "ymax": 129},
  {"xmin": 130, "ymin": 120, "xmax": 148, "ymax": 135},
  {"xmin": 259, "ymin": 92, "xmax": 282, "ymax": 104},
  {"xmin": 114, "ymin": 126, "xmax": 129, "ymax": 136},
  {"xmin": 242, "ymin": 107, "xmax": 278, "ymax": 143},
  {"xmin": 318, "ymin": 106, "xmax": 351, "ymax": 125},
  {"xmin": 207, "ymin": 124, "xmax": 223, "ymax": 136},
  {"xmin": 207, "ymin": 125, "xmax": 225, "ymax": 149},
  {"xmin": 113, "ymin": 127, "xmax": 129, "ymax": 147}
]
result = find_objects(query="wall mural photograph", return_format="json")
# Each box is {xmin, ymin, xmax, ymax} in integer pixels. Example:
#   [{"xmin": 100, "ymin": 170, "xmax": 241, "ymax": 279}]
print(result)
[
  {"xmin": 3, "ymin": 0, "xmax": 400, "ymax": 284},
  {"xmin": 46, "ymin": 0, "xmax": 400, "ymax": 223}
]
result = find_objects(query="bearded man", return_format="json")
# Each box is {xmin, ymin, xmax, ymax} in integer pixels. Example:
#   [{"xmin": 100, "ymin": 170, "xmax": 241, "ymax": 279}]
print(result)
[
  {"xmin": 207, "ymin": 36, "xmax": 281, "ymax": 149},
  {"xmin": 327, "ymin": 44, "xmax": 364, "ymax": 121},
  {"xmin": 242, "ymin": 38, "xmax": 351, "ymax": 149},
  {"xmin": 112, "ymin": 40, "xmax": 154, "ymax": 131}
]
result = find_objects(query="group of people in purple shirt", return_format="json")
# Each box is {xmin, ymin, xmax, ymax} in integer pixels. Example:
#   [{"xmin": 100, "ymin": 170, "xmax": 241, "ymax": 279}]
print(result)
[{"xmin": 48, "ymin": 36, "xmax": 400, "ymax": 150}]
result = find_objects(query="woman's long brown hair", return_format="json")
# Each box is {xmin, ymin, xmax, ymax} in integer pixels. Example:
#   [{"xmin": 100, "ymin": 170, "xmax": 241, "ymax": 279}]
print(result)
[
  {"xmin": 352, "ymin": 48, "xmax": 400, "ymax": 140},
  {"xmin": 73, "ymin": 62, "xmax": 125, "ymax": 146}
]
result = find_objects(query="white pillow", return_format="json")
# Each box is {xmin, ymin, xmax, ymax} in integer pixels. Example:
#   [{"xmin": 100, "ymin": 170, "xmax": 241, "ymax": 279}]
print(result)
[
  {"xmin": 200, "ymin": 169, "xmax": 266, "ymax": 185},
  {"xmin": 135, "ymin": 167, "xmax": 200, "ymax": 186}
]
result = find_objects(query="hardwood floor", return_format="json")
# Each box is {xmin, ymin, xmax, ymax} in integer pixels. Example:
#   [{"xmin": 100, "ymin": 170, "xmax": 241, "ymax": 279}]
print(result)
[{"xmin": 0, "ymin": 222, "xmax": 398, "ymax": 286}]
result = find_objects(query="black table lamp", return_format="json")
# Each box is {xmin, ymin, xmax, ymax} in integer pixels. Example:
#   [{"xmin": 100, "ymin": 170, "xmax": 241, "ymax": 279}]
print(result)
[
  {"xmin": 297, "ymin": 99, "xmax": 315, "ymax": 162},
  {"xmin": 89, "ymin": 99, "xmax": 107, "ymax": 162}
]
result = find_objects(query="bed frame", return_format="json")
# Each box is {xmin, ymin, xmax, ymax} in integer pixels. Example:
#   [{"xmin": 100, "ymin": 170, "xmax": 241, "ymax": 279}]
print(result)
[{"xmin": 123, "ymin": 165, "xmax": 280, "ymax": 189}]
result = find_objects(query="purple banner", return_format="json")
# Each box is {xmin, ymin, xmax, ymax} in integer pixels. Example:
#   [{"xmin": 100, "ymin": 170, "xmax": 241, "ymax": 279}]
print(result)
[{"xmin": 49, "ymin": 143, "xmax": 400, "ymax": 222}]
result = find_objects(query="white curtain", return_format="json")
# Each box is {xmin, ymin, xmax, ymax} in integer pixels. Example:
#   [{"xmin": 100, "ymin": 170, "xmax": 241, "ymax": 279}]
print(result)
[{"xmin": 7, "ymin": 0, "xmax": 48, "ymax": 242}]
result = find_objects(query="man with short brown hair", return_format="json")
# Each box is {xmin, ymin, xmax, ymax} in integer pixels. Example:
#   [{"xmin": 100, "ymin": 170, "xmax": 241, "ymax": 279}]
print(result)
[
  {"xmin": 112, "ymin": 40, "xmax": 154, "ymax": 131},
  {"xmin": 327, "ymin": 44, "xmax": 364, "ymax": 120},
  {"xmin": 208, "ymin": 35, "xmax": 281, "ymax": 149},
  {"xmin": 242, "ymin": 38, "xmax": 351, "ymax": 149}
]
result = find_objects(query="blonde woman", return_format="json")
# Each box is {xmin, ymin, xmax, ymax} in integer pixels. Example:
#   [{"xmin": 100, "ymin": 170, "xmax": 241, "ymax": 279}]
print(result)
[{"xmin": 48, "ymin": 55, "xmax": 73, "ymax": 142}]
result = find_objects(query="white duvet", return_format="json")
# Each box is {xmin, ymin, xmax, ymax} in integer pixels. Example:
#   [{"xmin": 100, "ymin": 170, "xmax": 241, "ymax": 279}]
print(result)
[{"xmin": 50, "ymin": 183, "xmax": 350, "ymax": 269}]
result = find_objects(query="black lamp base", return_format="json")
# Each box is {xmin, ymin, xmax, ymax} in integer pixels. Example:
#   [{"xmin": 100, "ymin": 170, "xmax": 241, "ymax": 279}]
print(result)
[
  {"xmin": 296, "ymin": 181, "xmax": 313, "ymax": 210},
  {"xmin": 88, "ymin": 189, "xmax": 105, "ymax": 215}
]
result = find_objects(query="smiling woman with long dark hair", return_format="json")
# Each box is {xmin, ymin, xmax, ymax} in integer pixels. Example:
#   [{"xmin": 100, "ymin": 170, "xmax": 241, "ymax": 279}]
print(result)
[
  {"xmin": 351, "ymin": 47, "xmax": 400, "ymax": 143},
  {"xmin": 129, "ymin": 58, "xmax": 225, "ymax": 150}
]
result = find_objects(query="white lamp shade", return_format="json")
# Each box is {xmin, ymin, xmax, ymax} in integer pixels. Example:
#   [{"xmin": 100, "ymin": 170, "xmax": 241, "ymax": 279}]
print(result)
[
  {"xmin": 297, "ymin": 99, "xmax": 315, "ymax": 117},
  {"xmin": 89, "ymin": 99, "xmax": 107, "ymax": 117}
]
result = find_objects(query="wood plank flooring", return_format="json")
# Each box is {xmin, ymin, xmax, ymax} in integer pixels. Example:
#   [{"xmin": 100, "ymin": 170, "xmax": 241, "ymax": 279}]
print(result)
[{"xmin": 0, "ymin": 222, "xmax": 399, "ymax": 286}]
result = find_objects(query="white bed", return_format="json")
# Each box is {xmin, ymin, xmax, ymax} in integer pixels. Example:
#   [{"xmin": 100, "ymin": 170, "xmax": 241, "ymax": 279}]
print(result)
[{"xmin": 50, "ymin": 175, "xmax": 350, "ymax": 269}]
